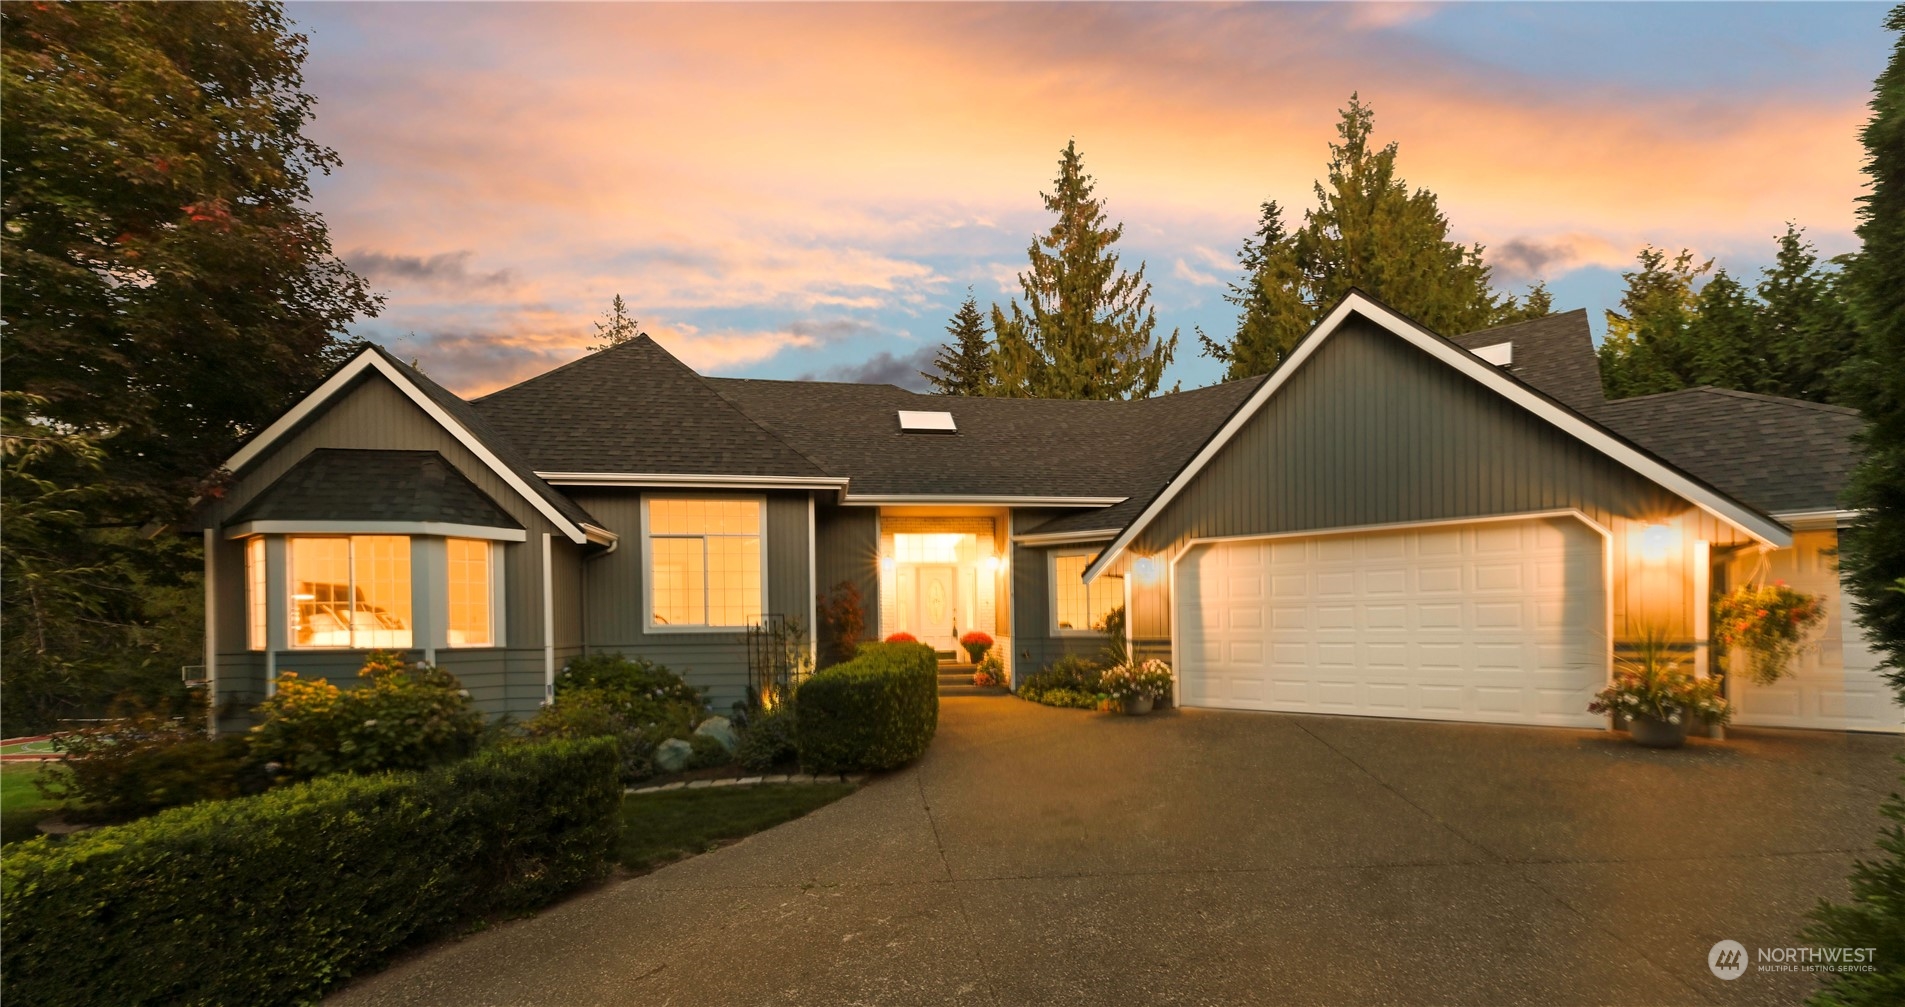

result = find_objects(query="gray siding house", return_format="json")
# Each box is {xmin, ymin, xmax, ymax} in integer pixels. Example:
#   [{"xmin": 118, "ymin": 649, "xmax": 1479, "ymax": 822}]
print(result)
[{"xmin": 200, "ymin": 292, "xmax": 1898, "ymax": 735}]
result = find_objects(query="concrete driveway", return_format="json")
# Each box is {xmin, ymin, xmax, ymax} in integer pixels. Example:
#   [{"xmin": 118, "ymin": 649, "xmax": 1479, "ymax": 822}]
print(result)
[{"xmin": 332, "ymin": 696, "xmax": 1902, "ymax": 1006}]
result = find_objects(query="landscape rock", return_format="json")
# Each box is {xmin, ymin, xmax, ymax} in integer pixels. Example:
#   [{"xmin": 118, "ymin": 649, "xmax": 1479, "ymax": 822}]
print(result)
[
  {"xmin": 694, "ymin": 716, "xmax": 739, "ymax": 752},
  {"xmin": 654, "ymin": 737, "xmax": 693, "ymax": 773}
]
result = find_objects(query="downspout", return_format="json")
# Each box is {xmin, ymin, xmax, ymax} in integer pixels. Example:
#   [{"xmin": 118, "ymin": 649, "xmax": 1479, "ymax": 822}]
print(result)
[
  {"xmin": 542, "ymin": 532, "xmax": 555, "ymax": 705},
  {"xmin": 203, "ymin": 529, "xmax": 218, "ymax": 738}
]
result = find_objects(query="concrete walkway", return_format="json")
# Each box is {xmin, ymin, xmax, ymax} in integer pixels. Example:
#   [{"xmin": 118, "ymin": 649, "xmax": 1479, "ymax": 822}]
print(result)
[{"xmin": 331, "ymin": 696, "xmax": 1902, "ymax": 1006}]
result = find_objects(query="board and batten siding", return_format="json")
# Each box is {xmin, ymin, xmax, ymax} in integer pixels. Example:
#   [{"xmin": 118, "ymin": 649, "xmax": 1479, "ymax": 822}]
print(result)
[
  {"xmin": 1125, "ymin": 315, "xmax": 1757, "ymax": 646},
  {"xmin": 567, "ymin": 489, "xmax": 813, "ymax": 709},
  {"xmin": 814, "ymin": 505, "xmax": 879, "ymax": 667},
  {"xmin": 199, "ymin": 371, "xmax": 584, "ymax": 727},
  {"xmin": 1009, "ymin": 508, "xmax": 1132, "ymax": 679}
]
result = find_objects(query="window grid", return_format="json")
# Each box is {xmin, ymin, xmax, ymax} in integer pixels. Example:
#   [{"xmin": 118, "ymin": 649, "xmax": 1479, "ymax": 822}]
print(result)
[
  {"xmin": 648, "ymin": 499, "xmax": 762, "ymax": 628},
  {"xmin": 288, "ymin": 536, "xmax": 413, "ymax": 649},
  {"xmin": 246, "ymin": 537, "xmax": 267, "ymax": 651},
  {"xmin": 446, "ymin": 538, "xmax": 492, "ymax": 647},
  {"xmin": 1054, "ymin": 554, "xmax": 1123, "ymax": 633}
]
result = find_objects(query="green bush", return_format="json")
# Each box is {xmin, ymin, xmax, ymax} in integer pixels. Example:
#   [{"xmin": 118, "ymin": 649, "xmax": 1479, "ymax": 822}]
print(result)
[
  {"xmin": 737, "ymin": 705, "xmax": 799, "ymax": 772},
  {"xmin": 555, "ymin": 653, "xmax": 705, "ymax": 736},
  {"xmin": 794, "ymin": 642, "xmax": 937, "ymax": 774},
  {"xmin": 1803, "ymin": 765, "xmax": 1905, "ymax": 1007},
  {"xmin": 687, "ymin": 732, "xmax": 731, "ymax": 770},
  {"xmin": 36, "ymin": 696, "xmax": 265, "ymax": 820},
  {"xmin": 1, "ymin": 737, "xmax": 620, "ymax": 1007},
  {"xmin": 523, "ymin": 687, "xmax": 659, "ymax": 781},
  {"xmin": 248, "ymin": 651, "xmax": 484, "ymax": 780},
  {"xmin": 1017, "ymin": 655, "xmax": 1106, "ymax": 708}
]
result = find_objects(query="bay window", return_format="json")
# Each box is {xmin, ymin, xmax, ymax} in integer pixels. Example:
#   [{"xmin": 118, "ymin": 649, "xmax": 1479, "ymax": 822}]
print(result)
[
  {"xmin": 446, "ymin": 537, "xmax": 493, "ymax": 647},
  {"xmin": 289, "ymin": 535, "xmax": 413, "ymax": 649},
  {"xmin": 646, "ymin": 497, "xmax": 763, "ymax": 629},
  {"xmin": 246, "ymin": 536, "xmax": 268, "ymax": 651},
  {"xmin": 1052, "ymin": 552, "xmax": 1124, "ymax": 633}
]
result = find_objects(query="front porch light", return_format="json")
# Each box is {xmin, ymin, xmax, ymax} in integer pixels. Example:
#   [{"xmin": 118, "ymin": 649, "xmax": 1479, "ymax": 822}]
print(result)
[
  {"xmin": 980, "ymin": 555, "xmax": 1001, "ymax": 574},
  {"xmin": 1640, "ymin": 524, "xmax": 1679, "ymax": 564},
  {"xmin": 1132, "ymin": 555, "xmax": 1161, "ymax": 584}
]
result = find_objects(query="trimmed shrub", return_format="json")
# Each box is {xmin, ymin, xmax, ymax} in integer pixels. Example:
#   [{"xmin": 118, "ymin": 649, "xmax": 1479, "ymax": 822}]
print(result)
[
  {"xmin": 248, "ymin": 651, "xmax": 484, "ymax": 780},
  {"xmin": 795, "ymin": 642, "xmax": 938, "ymax": 773},
  {"xmin": 37, "ymin": 695, "xmax": 264, "ymax": 820},
  {"xmin": 554, "ymin": 653, "xmax": 705, "ymax": 736},
  {"xmin": 1016, "ymin": 655, "xmax": 1106, "ymax": 708},
  {"xmin": 1, "ymin": 737, "xmax": 620, "ymax": 1007},
  {"xmin": 523, "ymin": 687, "xmax": 660, "ymax": 781},
  {"xmin": 737, "ymin": 705, "xmax": 798, "ymax": 772},
  {"xmin": 686, "ymin": 732, "xmax": 731, "ymax": 769}
]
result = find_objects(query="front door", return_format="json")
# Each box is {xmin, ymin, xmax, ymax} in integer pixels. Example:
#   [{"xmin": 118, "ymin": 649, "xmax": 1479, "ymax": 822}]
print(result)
[{"xmin": 911, "ymin": 564, "xmax": 958, "ymax": 652}]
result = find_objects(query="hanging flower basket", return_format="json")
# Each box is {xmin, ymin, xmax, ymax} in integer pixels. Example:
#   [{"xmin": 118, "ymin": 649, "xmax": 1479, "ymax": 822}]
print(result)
[{"xmin": 1712, "ymin": 581, "xmax": 1825, "ymax": 685}]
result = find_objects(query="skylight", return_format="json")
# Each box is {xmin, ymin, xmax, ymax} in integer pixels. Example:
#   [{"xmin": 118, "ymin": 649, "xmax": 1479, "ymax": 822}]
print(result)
[
  {"xmin": 1472, "ymin": 341, "xmax": 1514, "ymax": 367},
  {"xmin": 897, "ymin": 410, "xmax": 957, "ymax": 433}
]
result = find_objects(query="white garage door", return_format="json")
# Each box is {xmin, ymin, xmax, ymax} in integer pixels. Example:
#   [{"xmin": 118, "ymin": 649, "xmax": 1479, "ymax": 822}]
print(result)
[{"xmin": 1177, "ymin": 516, "xmax": 1608, "ymax": 728}]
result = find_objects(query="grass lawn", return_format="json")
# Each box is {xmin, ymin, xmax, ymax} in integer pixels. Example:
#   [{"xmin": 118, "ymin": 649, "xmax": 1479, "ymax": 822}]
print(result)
[
  {"xmin": 618, "ymin": 782, "xmax": 855, "ymax": 873},
  {"xmin": 1, "ymin": 763, "xmax": 62, "ymax": 846}
]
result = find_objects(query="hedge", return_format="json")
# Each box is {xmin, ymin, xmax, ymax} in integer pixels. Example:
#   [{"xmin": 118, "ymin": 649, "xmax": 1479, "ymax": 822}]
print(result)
[
  {"xmin": 1, "ymin": 737, "xmax": 621, "ymax": 1007},
  {"xmin": 794, "ymin": 641, "xmax": 938, "ymax": 773}
]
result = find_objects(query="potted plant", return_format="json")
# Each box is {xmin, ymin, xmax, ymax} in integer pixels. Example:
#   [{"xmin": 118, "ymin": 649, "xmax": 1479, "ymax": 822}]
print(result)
[
  {"xmin": 883, "ymin": 632, "xmax": 918, "ymax": 644},
  {"xmin": 973, "ymin": 652, "xmax": 1005, "ymax": 688},
  {"xmin": 1100, "ymin": 659, "xmax": 1173, "ymax": 716},
  {"xmin": 1588, "ymin": 632, "xmax": 1730, "ymax": 748},
  {"xmin": 1713, "ymin": 580, "xmax": 1825, "ymax": 684},
  {"xmin": 960, "ymin": 630, "xmax": 994, "ymax": 664}
]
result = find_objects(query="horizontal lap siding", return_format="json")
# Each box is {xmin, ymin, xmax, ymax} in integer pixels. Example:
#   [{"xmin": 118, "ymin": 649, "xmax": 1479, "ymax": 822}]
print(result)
[
  {"xmin": 201, "ymin": 372, "xmax": 584, "ymax": 725},
  {"xmin": 1128, "ymin": 317, "xmax": 1756, "ymax": 645},
  {"xmin": 569, "ymin": 489, "xmax": 812, "ymax": 710}
]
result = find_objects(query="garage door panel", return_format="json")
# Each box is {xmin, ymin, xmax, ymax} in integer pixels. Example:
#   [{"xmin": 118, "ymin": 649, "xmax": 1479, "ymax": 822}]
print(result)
[{"xmin": 1177, "ymin": 517, "xmax": 1606, "ymax": 729}]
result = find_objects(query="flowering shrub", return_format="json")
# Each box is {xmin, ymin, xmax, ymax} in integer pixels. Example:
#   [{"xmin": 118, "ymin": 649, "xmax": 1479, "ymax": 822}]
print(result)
[
  {"xmin": 960, "ymin": 630, "xmax": 994, "ymax": 663},
  {"xmin": 884, "ymin": 632, "xmax": 918, "ymax": 644},
  {"xmin": 249, "ymin": 651, "xmax": 485, "ymax": 780},
  {"xmin": 973, "ymin": 652, "xmax": 1006, "ymax": 687},
  {"xmin": 1587, "ymin": 633, "xmax": 1730, "ymax": 727},
  {"xmin": 555, "ymin": 653, "xmax": 705, "ymax": 735},
  {"xmin": 1100, "ymin": 660, "xmax": 1174, "ymax": 704},
  {"xmin": 1713, "ymin": 581, "xmax": 1826, "ymax": 684}
]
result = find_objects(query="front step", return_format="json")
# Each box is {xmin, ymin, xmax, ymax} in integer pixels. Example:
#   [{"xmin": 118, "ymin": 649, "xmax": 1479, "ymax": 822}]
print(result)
[{"xmin": 939, "ymin": 683, "xmax": 1009, "ymax": 697}]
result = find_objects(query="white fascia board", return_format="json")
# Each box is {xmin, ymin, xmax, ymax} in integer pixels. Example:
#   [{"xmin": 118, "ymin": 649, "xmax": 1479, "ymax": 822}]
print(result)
[
  {"xmin": 219, "ymin": 348, "xmax": 592, "ymax": 545},
  {"xmin": 1011, "ymin": 528, "xmax": 1120, "ymax": 546},
  {"xmin": 842, "ymin": 494, "xmax": 1126, "ymax": 507},
  {"xmin": 539, "ymin": 472, "xmax": 851, "ymax": 491},
  {"xmin": 1771, "ymin": 509, "xmax": 1862, "ymax": 531},
  {"xmin": 1082, "ymin": 292, "xmax": 1791, "ymax": 584},
  {"xmin": 225, "ymin": 520, "xmax": 528, "ymax": 542}
]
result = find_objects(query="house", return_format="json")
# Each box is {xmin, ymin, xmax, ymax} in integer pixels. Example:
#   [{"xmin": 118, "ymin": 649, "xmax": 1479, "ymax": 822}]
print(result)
[{"xmin": 196, "ymin": 291, "xmax": 1899, "ymax": 735}]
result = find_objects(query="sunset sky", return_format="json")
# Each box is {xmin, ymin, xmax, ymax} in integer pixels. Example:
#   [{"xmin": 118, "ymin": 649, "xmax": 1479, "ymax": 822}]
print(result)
[{"xmin": 288, "ymin": 2, "xmax": 1891, "ymax": 396}]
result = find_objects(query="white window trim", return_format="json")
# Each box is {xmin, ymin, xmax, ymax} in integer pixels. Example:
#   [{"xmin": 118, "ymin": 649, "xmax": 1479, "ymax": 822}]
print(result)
[
  {"xmin": 442, "ymin": 537, "xmax": 507, "ymax": 650},
  {"xmin": 1048, "ymin": 549, "xmax": 1122, "ymax": 637},
  {"xmin": 640, "ymin": 494, "xmax": 770, "ymax": 634},
  {"xmin": 263, "ymin": 533, "xmax": 506, "ymax": 653},
  {"xmin": 227, "ymin": 520, "xmax": 525, "ymax": 542}
]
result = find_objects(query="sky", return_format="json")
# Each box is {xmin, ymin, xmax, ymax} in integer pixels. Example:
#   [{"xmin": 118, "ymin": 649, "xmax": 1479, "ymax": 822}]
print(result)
[{"xmin": 287, "ymin": 1, "xmax": 1892, "ymax": 397}]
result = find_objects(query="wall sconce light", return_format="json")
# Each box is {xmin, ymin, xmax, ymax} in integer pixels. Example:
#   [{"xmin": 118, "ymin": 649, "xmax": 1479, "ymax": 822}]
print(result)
[
  {"xmin": 879, "ymin": 555, "xmax": 896, "ymax": 575},
  {"xmin": 980, "ymin": 555, "xmax": 1002, "ymax": 575},
  {"xmin": 1132, "ymin": 555, "xmax": 1161, "ymax": 584},
  {"xmin": 1639, "ymin": 524, "xmax": 1678, "ymax": 564}
]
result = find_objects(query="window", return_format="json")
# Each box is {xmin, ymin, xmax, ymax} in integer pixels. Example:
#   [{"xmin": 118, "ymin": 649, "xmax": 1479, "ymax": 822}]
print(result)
[
  {"xmin": 246, "ymin": 537, "xmax": 267, "ymax": 651},
  {"xmin": 288, "ymin": 536, "xmax": 412, "ymax": 648},
  {"xmin": 1053, "ymin": 553, "xmax": 1123, "ymax": 633},
  {"xmin": 647, "ymin": 498, "xmax": 762, "ymax": 628},
  {"xmin": 446, "ymin": 538, "xmax": 493, "ymax": 647}
]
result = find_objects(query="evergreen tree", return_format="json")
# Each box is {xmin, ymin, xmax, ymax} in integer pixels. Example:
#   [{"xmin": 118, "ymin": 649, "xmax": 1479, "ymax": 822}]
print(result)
[
  {"xmin": 990, "ymin": 140, "xmax": 1178, "ymax": 400},
  {"xmin": 1755, "ymin": 225, "xmax": 1860, "ymax": 402},
  {"xmin": 1841, "ymin": 5, "xmax": 1905, "ymax": 706},
  {"xmin": 1687, "ymin": 269, "xmax": 1759, "ymax": 390},
  {"xmin": 1596, "ymin": 247, "xmax": 1711, "ymax": 398},
  {"xmin": 924, "ymin": 292, "xmax": 996, "ymax": 395},
  {"xmin": 1494, "ymin": 281, "xmax": 1556, "ymax": 325},
  {"xmin": 590, "ymin": 293, "xmax": 646, "ymax": 350},
  {"xmin": 1199, "ymin": 201, "xmax": 1309, "ymax": 380}
]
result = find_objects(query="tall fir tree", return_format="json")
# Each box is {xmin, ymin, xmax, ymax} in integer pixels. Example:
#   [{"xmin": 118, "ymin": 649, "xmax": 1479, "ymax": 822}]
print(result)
[
  {"xmin": 990, "ymin": 140, "xmax": 1178, "ymax": 400},
  {"xmin": 1755, "ymin": 225, "xmax": 1860, "ymax": 402},
  {"xmin": 1202, "ymin": 95, "xmax": 1532, "ymax": 378},
  {"xmin": 924, "ymin": 292, "xmax": 996, "ymax": 395},
  {"xmin": 1687, "ymin": 268, "xmax": 1759, "ymax": 390},
  {"xmin": 590, "ymin": 293, "xmax": 646, "ymax": 350},
  {"xmin": 1596, "ymin": 247, "xmax": 1711, "ymax": 398},
  {"xmin": 1841, "ymin": 5, "xmax": 1905, "ymax": 706}
]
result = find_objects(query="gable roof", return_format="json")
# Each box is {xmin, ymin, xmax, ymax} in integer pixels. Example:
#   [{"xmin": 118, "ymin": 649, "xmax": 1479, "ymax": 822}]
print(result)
[
  {"xmin": 229, "ymin": 449, "xmax": 522, "ymax": 529},
  {"xmin": 1595, "ymin": 387, "xmax": 1864, "ymax": 516},
  {"xmin": 1081, "ymin": 291, "xmax": 1792, "ymax": 583},
  {"xmin": 704, "ymin": 375, "xmax": 1265, "ymax": 504},
  {"xmin": 1447, "ymin": 309, "xmax": 1605, "ymax": 413},
  {"xmin": 221, "ymin": 346, "xmax": 608, "ymax": 545},
  {"xmin": 472, "ymin": 336, "xmax": 835, "ymax": 483}
]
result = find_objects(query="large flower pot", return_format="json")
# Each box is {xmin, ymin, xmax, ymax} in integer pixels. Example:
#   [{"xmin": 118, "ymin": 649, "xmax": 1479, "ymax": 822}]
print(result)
[
  {"xmin": 963, "ymin": 643, "xmax": 990, "ymax": 664},
  {"xmin": 1122, "ymin": 696, "xmax": 1154, "ymax": 716},
  {"xmin": 1628, "ymin": 714, "xmax": 1689, "ymax": 749}
]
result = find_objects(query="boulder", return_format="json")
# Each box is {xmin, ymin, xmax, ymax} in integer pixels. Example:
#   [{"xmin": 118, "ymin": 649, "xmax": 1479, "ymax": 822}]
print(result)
[
  {"xmin": 694, "ymin": 716, "xmax": 739, "ymax": 753},
  {"xmin": 654, "ymin": 737, "xmax": 694, "ymax": 773}
]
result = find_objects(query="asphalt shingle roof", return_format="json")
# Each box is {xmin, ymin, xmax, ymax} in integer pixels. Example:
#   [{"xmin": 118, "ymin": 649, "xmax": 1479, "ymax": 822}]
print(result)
[
  {"xmin": 1593, "ymin": 387, "xmax": 1865, "ymax": 515},
  {"xmin": 230, "ymin": 449, "xmax": 522, "ymax": 528},
  {"xmin": 1447, "ymin": 309, "xmax": 1605, "ymax": 413},
  {"xmin": 472, "ymin": 336, "xmax": 828, "ymax": 479},
  {"xmin": 704, "ymin": 376, "xmax": 1266, "ymax": 518}
]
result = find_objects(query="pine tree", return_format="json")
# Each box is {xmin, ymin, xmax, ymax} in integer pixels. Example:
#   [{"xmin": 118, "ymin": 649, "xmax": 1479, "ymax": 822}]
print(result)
[
  {"xmin": 1687, "ymin": 269, "xmax": 1759, "ymax": 390},
  {"xmin": 990, "ymin": 140, "xmax": 1178, "ymax": 400},
  {"xmin": 591, "ymin": 293, "xmax": 646, "ymax": 350},
  {"xmin": 1755, "ymin": 225, "xmax": 1860, "ymax": 402},
  {"xmin": 924, "ymin": 292, "xmax": 996, "ymax": 395},
  {"xmin": 1596, "ymin": 247, "xmax": 1711, "ymax": 398},
  {"xmin": 1198, "ymin": 201, "xmax": 1309, "ymax": 380},
  {"xmin": 1493, "ymin": 281, "xmax": 1556, "ymax": 325},
  {"xmin": 1840, "ymin": 4, "xmax": 1905, "ymax": 706}
]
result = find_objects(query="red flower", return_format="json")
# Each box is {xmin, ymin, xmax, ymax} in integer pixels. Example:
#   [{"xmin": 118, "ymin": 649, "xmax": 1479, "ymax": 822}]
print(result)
[
  {"xmin": 959, "ymin": 631, "xmax": 993, "ymax": 646},
  {"xmin": 884, "ymin": 632, "xmax": 918, "ymax": 644}
]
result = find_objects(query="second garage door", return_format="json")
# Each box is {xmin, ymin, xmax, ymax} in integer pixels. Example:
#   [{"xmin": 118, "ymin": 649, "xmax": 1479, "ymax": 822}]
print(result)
[{"xmin": 1176, "ymin": 516, "xmax": 1608, "ymax": 728}]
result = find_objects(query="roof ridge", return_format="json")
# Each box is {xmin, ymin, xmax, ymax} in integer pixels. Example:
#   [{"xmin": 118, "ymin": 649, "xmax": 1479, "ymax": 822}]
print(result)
[
  {"xmin": 1601, "ymin": 385, "xmax": 1863, "ymax": 416},
  {"xmin": 1455, "ymin": 307, "xmax": 1590, "ymax": 341},
  {"xmin": 691, "ymin": 366, "xmax": 837, "ymax": 477},
  {"xmin": 470, "ymin": 334, "xmax": 654, "ymax": 404}
]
